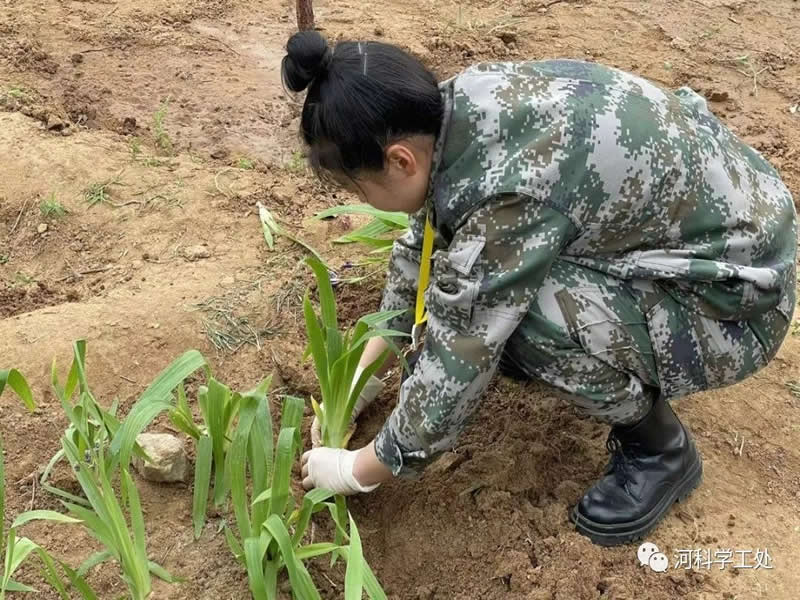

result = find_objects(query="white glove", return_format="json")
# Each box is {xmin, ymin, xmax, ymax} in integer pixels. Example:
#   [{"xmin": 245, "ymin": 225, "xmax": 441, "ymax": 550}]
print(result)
[
  {"xmin": 301, "ymin": 447, "xmax": 380, "ymax": 495},
  {"xmin": 310, "ymin": 365, "xmax": 385, "ymax": 447}
]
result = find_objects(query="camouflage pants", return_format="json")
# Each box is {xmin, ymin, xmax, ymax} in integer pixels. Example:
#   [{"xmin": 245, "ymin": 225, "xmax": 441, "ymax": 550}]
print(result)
[{"xmin": 500, "ymin": 259, "xmax": 792, "ymax": 425}]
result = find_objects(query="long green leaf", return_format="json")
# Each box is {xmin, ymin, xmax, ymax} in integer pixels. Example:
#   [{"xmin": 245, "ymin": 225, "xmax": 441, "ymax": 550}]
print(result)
[
  {"xmin": 314, "ymin": 205, "xmax": 409, "ymax": 228},
  {"xmin": 3, "ymin": 580, "xmax": 36, "ymax": 593},
  {"xmin": 263, "ymin": 516, "xmax": 321, "ymax": 600},
  {"xmin": 77, "ymin": 551, "xmax": 113, "ymax": 577},
  {"xmin": 292, "ymin": 489, "xmax": 335, "ymax": 546},
  {"xmin": 243, "ymin": 537, "xmax": 269, "ymax": 600},
  {"xmin": 10, "ymin": 511, "xmax": 82, "ymax": 529},
  {"xmin": 0, "ymin": 369, "xmax": 34, "ymax": 411},
  {"xmin": 269, "ymin": 428, "xmax": 296, "ymax": 518},
  {"xmin": 306, "ymin": 257, "xmax": 338, "ymax": 330},
  {"xmin": 227, "ymin": 396, "xmax": 257, "ymax": 539},
  {"xmin": 248, "ymin": 395, "xmax": 272, "ymax": 531},
  {"xmin": 223, "ymin": 526, "xmax": 244, "ymax": 563},
  {"xmin": 110, "ymin": 400, "xmax": 173, "ymax": 471},
  {"xmin": 295, "ymin": 543, "xmax": 340, "ymax": 561},
  {"xmin": 192, "ymin": 435, "xmax": 213, "ymax": 539},
  {"xmin": 148, "ymin": 561, "xmax": 182, "ymax": 583},
  {"xmin": 334, "ymin": 218, "xmax": 395, "ymax": 244},
  {"xmin": 206, "ymin": 378, "xmax": 230, "ymax": 506},
  {"xmin": 33, "ymin": 548, "xmax": 70, "ymax": 600},
  {"xmin": 344, "ymin": 514, "xmax": 364, "ymax": 600},
  {"xmin": 110, "ymin": 350, "xmax": 208, "ymax": 460},
  {"xmin": 61, "ymin": 563, "xmax": 100, "ymax": 600},
  {"xmin": 303, "ymin": 292, "xmax": 331, "ymax": 403},
  {"xmin": 122, "ymin": 468, "xmax": 148, "ymax": 577}
]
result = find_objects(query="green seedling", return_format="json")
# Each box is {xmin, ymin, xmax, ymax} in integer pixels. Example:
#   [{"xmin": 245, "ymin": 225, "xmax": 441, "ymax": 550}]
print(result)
[
  {"xmin": 84, "ymin": 181, "xmax": 112, "ymax": 206},
  {"xmin": 303, "ymin": 257, "xmax": 408, "ymax": 448},
  {"xmin": 40, "ymin": 438, "xmax": 180, "ymax": 600},
  {"xmin": 285, "ymin": 150, "xmax": 305, "ymax": 173},
  {"xmin": 0, "ymin": 369, "xmax": 96, "ymax": 599},
  {"xmin": 315, "ymin": 204, "xmax": 409, "ymax": 254},
  {"xmin": 236, "ymin": 157, "xmax": 255, "ymax": 170},
  {"xmin": 41, "ymin": 341, "xmax": 210, "ymax": 506},
  {"xmin": 224, "ymin": 395, "xmax": 386, "ymax": 600},
  {"xmin": 39, "ymin": 193, "xmax": 68, "ymax": 219},
  {"xmin": 257, "ymin": 202, "xmax": 329, "ymax": 268},
  {"xmin": 153, "ymin": 99, "xmax": 173, "ymax": 155},
  {"xmin": 169, "ymin": 376, "xmax": 273, "ymax": 538}
]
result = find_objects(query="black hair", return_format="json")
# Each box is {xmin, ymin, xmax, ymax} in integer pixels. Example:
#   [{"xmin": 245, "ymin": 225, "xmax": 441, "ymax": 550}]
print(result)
[{"xmin": 281, "ymin": 31, "xmax": 443, "ymax": 180}]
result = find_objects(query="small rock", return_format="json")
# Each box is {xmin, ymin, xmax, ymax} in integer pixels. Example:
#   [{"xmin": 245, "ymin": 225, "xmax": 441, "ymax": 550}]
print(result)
[
  {"xmin": 415, "ymin": 584, "xmax": 436, "ymax": 600},
  {"xmin": 210, "ymin": 147, "xmax": 229, "ymax": 160},
  {"xmin": 374, "ymin": 26, "xmax": 384, "ymax": 36},
  {"xmin": 221, "ymin": 275, "xmax": 235, "ymax": 286},
  {"xmin": 122, "ymin": 116, "xmax": 137, "ymax": 134},
  {"xmin": 37, "ymin": 223, "xmax": 48, "ymax": 234},
  {"xmin": 132, "ymin": 433, "xmax": 188, "ymax": 483},
  {"xmin": 183, "ymin": 245, "xmax": 211, "ymax": 261},
  {"xmin": 537, "ymin": 7, "xmax": 548, "ymax": 13},
  {"xmin": 46, "ymin": 114, "xmax": 65, "ymax": 131},
  {"xmin": 708, "ymin": 90, "xmax": 730, "ymax": 103},
  {"xmin": 496, "ymin": 30, "xmax": 518, "ymax": 44},
  {"xmin": 70, "ymin": 53, "xmax": 84, "ymax": 65}
]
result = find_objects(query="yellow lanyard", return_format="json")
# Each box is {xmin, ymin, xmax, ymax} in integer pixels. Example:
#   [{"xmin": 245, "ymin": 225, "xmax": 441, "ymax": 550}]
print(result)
[{"xmin": 412, "ymin": 217, "xmax": 435, "ymax": 347}]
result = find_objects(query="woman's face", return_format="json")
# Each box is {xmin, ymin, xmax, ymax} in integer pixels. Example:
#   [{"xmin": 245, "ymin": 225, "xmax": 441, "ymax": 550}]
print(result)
[{"xmin": 347, "ymin": 136, "xmax": 435, "ymax": 214}]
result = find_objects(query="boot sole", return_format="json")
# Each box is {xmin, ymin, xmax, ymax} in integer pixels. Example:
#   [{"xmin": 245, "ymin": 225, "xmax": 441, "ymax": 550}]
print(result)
[{"xmin": 569, "ymin": 447, "xmax": 703, "ymax": 547}]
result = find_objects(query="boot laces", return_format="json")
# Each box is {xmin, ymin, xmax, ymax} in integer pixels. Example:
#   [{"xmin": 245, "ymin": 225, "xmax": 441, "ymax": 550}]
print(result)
[{"xmin": 605, "ymin": 431, "xmax": 632, "ymax": 487}]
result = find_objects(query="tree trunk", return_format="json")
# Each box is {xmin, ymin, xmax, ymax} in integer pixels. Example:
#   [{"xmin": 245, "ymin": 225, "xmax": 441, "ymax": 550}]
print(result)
[{"xmin": 296, "ymin": 0, "xmax": 314, "ymax": 31}]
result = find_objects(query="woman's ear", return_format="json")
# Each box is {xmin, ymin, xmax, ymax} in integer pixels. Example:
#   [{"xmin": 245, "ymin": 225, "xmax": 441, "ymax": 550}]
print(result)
[{"xmin": 385, "ymin": 143, "xmax": 418, "ymax": 176}]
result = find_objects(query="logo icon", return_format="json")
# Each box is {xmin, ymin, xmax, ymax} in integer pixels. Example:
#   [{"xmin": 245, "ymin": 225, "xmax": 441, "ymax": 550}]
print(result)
[{"xmin": 638, "ymin": 542, "xmax": 668, "ymax": 572}]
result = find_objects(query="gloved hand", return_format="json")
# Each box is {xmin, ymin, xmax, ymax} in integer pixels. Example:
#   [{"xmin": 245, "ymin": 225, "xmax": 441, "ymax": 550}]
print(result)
[
  {"xmin": 310, "ymin": 365, "xmax": 385, "ymax": 447},
  {"xmin": 301, "ymin": 447, "xmax": 381, "ymax": 495}
]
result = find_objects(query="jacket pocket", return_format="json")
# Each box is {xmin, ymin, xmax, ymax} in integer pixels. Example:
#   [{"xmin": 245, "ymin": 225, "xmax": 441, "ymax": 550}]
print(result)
[{"xmin": 425, "ymin": 238, "xmax": 485, "ymax": 334}]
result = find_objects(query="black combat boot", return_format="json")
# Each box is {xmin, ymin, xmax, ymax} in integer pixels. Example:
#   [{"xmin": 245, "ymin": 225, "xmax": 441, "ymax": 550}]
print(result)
[{"xmin": 570, "ymin": 398, "xmax": 703, "ymax": 546}]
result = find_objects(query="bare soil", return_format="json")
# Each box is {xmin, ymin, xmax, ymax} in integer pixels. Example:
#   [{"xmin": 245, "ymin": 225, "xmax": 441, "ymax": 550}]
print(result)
[{"xmin": 2, "ymin": 1, "xmax": 799, "ymax": 599}]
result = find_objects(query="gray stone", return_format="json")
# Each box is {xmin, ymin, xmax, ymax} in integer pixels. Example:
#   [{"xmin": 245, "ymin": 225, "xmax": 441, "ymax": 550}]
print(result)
[
  {"xmin": 183, "ymin": 245, "xmax": 211, "ymax": 261},
  {"xmin": 133, "ymin": 433, "xmax": 188, "ymax": 483}
]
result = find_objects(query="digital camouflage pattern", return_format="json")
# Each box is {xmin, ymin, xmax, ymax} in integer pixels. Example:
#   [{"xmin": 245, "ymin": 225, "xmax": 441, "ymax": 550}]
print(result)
[{"xmin": 375, "ymin": 60, "xmax": 796, "ymax": 477}]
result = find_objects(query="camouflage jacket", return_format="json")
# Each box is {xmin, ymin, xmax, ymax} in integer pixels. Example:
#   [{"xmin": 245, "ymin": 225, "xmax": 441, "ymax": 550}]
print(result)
[{"xmin": 374, "ymin": 60, "xmax": 797, "ymax": 477}]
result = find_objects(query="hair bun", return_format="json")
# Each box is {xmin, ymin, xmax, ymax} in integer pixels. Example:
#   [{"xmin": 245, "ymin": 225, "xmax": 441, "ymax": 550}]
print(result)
[{"xmin": 282, "ymin": 31, "xmax": 332, "ymax": 92}]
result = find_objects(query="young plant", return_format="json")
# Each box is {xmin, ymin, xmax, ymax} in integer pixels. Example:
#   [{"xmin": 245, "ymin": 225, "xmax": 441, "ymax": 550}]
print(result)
[
  {"xmin": 39, "ymin": 193, "xmax": 68, "ymax": 219},
  {"xmin": 169, "ymin": 376, "xmax": 273, "ymax": 538},
  {"xmin": 314, "ymin": 204, "xmax": 409, "ymax": 259},
  {"xmin": 224, "ymin": 394, "xmax": 386, "ymax": 599},
  {"xmin": 0, "ymin": 368, "xmax": 94, "ymax": 599},
  {"xmin": 153, "ymin": 99, "xmax": 173, "ymax": 155},
  {"xmin": 41, "ymin": 341, "xmax": 210, "ymax": 506},
  {"xmin": 303, "ymin": 257, "xmax": 408, "ymax": 448}
]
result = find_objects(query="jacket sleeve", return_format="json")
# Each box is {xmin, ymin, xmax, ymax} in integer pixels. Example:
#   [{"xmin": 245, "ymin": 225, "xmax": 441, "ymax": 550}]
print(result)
[{"xmin": 374, "ymin": 194, "xmax": 576, "ymax": 477}]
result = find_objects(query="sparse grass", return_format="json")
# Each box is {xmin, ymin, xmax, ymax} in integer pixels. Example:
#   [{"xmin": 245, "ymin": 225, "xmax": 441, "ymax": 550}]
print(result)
[
  {"xmin": 14, "ymin": 272, "xmax": 34, "ymax": 286},
  {"xmin": 0, "ymin": 256, "xmax": 7, "ymax": 265},
  {"xmin": 6, "ymin": 87, "xmax": 28, "ymax": 100},
  {"xmin": 85, "ymin": 181, "xmax": 112, "ymax": 206},
  {"xmin": 129, "ymin": 137, "xmax": 142, "ymax": 160},
  {"xmin": 39, "ymin": 193, "xmax": 68, "ymax": 219},
  {"xmin": 285, "ymin": 150, "xmax": 305, "ymax": 173},
  {"xmin": 153, "ymin": 99, "xmax": 174, "ymax": 155},
  {"xmin": 235, "ymin": 157, "xmax": 255, "ymax": 170},
  {"xmin": 791, "ymin": 321, "xmax": 800, "ymax": 336},
  {"xmin": 787, "ymin": 381, "xmax": 800, "ymax": 399}
]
